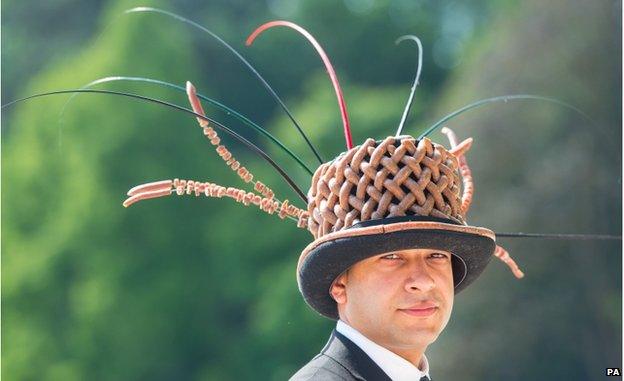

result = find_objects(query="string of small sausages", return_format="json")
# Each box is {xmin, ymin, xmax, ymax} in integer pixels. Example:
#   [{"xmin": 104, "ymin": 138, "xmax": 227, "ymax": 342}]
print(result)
[
  {"xmin": 494, "ymin": 245, "xmax": 525, "ymax": 279},
  {"xmin": 441, "ymin": 127, "xmax": 474, "ymax": 218},
  {"xmin": 122, "ymin": 178, "xmax": 309, "ymax": 228},
  {"xmin": 120, "ymin": 81, "xmax": 310, "ymax": 228},
  {"xmin": 186, "ymin": 81, "xmax": 277, "ymax": 199},
  {"xmin": 442, "ymin": 127, "xmax": 524, "ymax": 279}
]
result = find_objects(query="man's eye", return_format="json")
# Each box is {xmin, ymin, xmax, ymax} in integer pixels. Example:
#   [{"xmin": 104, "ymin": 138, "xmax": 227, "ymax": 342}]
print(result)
[
  {"xmin": 430, "ymin": 252, "xmax": 449, "ymax": 259},
  {"xmin": 381, "ymin": 253, "xmax": 401, "ymax": 260}
]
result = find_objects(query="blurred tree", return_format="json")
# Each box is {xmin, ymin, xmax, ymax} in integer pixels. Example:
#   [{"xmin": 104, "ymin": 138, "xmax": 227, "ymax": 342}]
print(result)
[
  {"xmin": 2, "ymin": 0, "xmax": 620, "ymax": 380},
  {"xmin": 426, "ymin": 1, "xmax": 622, "ymax": 380}
]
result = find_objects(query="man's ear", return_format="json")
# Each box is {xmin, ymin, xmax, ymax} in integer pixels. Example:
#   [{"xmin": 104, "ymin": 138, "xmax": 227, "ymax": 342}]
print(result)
[{"xmin": 329, "ymin": 271, "xmax": 348, "ymax": 304}]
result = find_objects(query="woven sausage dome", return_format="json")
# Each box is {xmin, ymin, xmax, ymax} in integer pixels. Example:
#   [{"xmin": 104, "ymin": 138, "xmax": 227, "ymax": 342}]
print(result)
[{"xmin": 306, "ymin": 136, "xmax": 466, "ymax": 239}]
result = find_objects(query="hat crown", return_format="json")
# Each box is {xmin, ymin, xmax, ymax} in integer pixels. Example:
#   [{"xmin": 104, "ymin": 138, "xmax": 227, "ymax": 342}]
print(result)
[{"xmin": 306, "ymin": 135, "xmax": 465, "ymax": 238}]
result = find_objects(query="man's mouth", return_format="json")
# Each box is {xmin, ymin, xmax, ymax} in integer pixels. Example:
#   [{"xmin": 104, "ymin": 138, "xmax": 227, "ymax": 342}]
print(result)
[{"xmin": 399, "ymin": 302, "xmax": 439, "ymax": 317}]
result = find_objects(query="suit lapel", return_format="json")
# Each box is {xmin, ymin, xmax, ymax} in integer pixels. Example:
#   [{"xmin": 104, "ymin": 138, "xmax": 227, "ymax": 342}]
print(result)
[{"xmin": 321, "ymin": 330, "xmax": 392, "ymax": 381}]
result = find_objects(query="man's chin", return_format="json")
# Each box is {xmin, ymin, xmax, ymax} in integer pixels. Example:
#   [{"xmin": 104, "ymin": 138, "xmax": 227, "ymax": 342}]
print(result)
[
  {"xmin": 392, "ymin": 322, "xmax": 441, "ymax": 345},
  {"xmin": 384, "ymin": 330, "xmax": 439, "ymax": 350},
  {"xmin": 391, "ymin": 319, "xmax": 442, "ymax": 343}
]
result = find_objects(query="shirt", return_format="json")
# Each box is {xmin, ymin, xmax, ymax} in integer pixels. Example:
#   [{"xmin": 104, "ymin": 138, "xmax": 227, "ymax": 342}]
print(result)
[{"xmin": 336, "ymin": 319, "xmax": 431, "ymax": 381}]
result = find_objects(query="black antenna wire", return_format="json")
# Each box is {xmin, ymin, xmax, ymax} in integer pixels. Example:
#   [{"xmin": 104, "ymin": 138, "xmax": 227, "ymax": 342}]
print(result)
[{"xmin": 2, "ymin": 89, "xmax": 308, "ymax": 203}]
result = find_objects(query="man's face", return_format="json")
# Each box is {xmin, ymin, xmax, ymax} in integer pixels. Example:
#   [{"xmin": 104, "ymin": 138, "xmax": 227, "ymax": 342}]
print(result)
[{"xmin": 330, "ymin": 248, "xmax": 455, "ymax": 350}]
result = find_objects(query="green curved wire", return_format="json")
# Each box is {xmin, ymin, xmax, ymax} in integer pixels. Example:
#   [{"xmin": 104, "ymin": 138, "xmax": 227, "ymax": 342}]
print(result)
[
  {"xmin": 60, "ymin": 76, "xmax": 313, "ymax": 176},
  {"xmin": 420, "ymin": 94, "xmax": 593, "ymax": 139},
  {"xmin": 395, "ymin": 35, "xmax": 423, "ymax": 137}
]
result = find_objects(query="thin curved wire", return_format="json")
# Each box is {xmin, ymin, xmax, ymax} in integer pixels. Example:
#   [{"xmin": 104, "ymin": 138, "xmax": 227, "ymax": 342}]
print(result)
[
  {"xmin": 395, "ymin": 35, "xmax": 423, "ymax": 137},
  {"xmin": 59, "ymin": 76, "xmax": 313, "ymax": 176},
  {"xmin": 123, "ymin": 7, "xmax": 323, "ymax": 164},
  {"xmin": 2, "ymin": 89, "xmax": 308, "ymax": 203},
  {"xmin": 420, "ymin": 94, "xmax": 593, "ymax": 139},
  {"xmin": 247, "ymin": 21, "xmax": 353, "ymax": 149}
]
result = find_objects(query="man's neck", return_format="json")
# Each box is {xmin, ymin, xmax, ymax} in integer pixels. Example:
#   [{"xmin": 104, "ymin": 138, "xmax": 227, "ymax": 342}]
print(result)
[
  {"xmin": 338, "ymin": 319, "xmax": 428, "ymax": 370},
  {"xmin": 387, "ymin": 346, "xmax": 425, "ymax": 369}
]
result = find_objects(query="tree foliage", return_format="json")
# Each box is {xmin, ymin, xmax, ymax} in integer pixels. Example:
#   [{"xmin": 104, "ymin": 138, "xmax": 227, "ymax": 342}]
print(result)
[{"xmin": 3, "ymin": 0, "xmax": 620, "ymax": 380}]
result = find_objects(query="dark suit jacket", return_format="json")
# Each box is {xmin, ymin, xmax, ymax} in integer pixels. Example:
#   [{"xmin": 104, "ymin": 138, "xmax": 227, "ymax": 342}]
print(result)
[{"xmin": 289, "ymin": 330, "xmax": 395, "ymax": 381}]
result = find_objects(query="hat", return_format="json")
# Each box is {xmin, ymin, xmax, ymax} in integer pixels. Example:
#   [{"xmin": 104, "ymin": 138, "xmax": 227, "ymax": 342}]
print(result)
[
  {"xmin": 297, "ymin": 134, "xmax": 500, "ymax": 319},
  {"xmin": 120, "ymin": 21, "xmax": 525, "ymax": 321}
]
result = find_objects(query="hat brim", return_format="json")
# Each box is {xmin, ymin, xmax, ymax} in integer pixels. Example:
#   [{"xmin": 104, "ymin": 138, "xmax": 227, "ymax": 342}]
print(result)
[{"xmin": 297, "ymin": 218, "xmax": 496, "ymax": 319}]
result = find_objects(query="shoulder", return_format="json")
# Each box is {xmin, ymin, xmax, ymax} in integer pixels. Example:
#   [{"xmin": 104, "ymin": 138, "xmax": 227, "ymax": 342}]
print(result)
[
  {"xmin": 289, "ymin": 353, "xmax": 354, "ymax": 381},
  {"xmin": 289, "ymin": 329, "xmax": 391, "ymax": 381}
]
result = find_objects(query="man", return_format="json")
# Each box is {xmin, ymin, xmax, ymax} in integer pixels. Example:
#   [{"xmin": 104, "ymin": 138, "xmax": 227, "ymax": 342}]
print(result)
[
  {"xmin": 126, "ymin": 86, "xmax": 523, "ymax": 378},
  {"xmin": 291, "ymin": 248, "xmax": 454, "ymax": 380},
  {"xmin": 175, "ymin": 63, "xmax": 519, "ymax": 380},
  {"xmin": 130, "ymin": 84, "xmax": 519, "ymax": 379},
  {"xmin": 290, "ymin": 132, "xmax": 522, "ymax": 380}
]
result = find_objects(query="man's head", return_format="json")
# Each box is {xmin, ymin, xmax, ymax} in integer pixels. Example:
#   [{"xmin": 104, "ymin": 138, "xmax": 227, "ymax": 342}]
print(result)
[
  {"xmin": 297, "ymin": 135, "xmax": 498, "ymax": 321},
  {"xmin": 329, "ymin": 248, "xmax": 455, "ymax": 350}
]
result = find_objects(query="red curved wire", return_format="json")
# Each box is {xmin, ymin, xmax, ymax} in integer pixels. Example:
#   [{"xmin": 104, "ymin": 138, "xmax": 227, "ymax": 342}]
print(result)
[{"xmin": 246, "ymin": 20, "xmax": 353, "ymax": 149}]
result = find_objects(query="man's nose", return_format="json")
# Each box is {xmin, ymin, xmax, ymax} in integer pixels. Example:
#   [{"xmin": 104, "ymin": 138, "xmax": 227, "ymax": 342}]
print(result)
[{"xmin": 404, "ymin": 261, "xmax": 435, "ymax": 292}]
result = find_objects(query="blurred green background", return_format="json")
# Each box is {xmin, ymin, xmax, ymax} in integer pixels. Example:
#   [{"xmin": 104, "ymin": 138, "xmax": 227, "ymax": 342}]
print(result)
[{"xmin": 2, "ymin": 0, "xmax": 621, "ymax": 380}]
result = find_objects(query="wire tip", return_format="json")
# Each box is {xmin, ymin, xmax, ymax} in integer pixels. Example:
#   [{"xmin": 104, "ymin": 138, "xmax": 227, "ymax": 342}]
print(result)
[
  {"xmin": 246, "ymin": 20, "xmax": 281, "ymax": 46},
  {"xmin": 186, "ymin": 81, "xmax": 195, "ymax": 93},
  {"xmin": 127, "ymin": 180, "xmax": 173, "ymax": 196},
  {"xmin": 449, "ymin": 137, "xmax": 473, "ymax": 157},
  {"xmin": 185, "ymin": 81, "xmax": 209, "ymax": 128},
  {"xmin": 395, "ymin": 34, "xmax": 422, "ymax": 45}
]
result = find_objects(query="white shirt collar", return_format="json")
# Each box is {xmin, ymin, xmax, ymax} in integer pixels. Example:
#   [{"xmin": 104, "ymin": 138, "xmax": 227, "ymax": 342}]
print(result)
[{"xmin": 336, "ymin": 319, "xmax": 430, "ymax": 381}]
